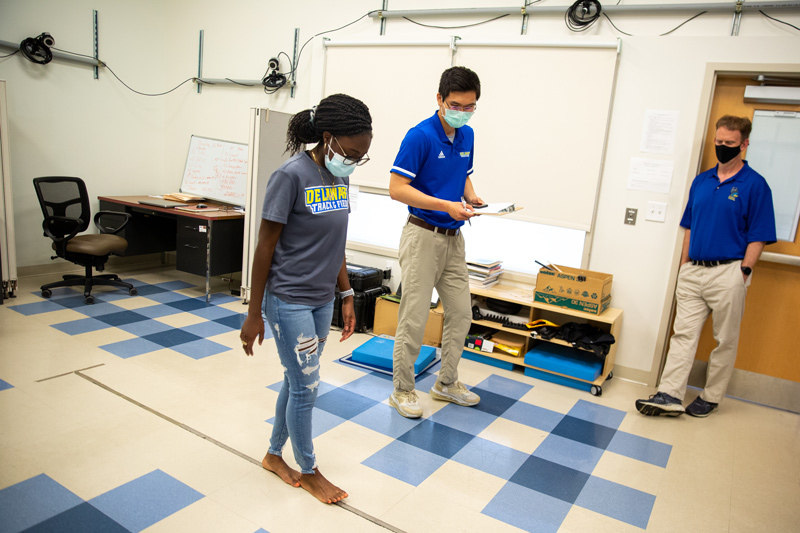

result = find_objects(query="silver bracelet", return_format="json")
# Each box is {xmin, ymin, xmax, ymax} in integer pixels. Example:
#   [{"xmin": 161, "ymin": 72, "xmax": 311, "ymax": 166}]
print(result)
[{"xmin": 340, "ymin": 288, "xmax": 355, "ymax": 299}]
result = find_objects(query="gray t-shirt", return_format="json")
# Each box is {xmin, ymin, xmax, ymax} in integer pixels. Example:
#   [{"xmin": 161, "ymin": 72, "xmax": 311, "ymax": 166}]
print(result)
[{"xmin": 262, "ymin": 152, "xmax": 350, "ymax": 306}]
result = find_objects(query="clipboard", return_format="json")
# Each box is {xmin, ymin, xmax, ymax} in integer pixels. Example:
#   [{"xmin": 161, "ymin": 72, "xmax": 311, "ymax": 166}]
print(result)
[{"xmin": 472, "ymin": 203, "xmax": 524, "ymax": 216}]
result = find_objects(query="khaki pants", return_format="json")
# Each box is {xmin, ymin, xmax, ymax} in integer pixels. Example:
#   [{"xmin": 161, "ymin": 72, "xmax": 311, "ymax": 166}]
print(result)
[
  {"xmin": 659, "ymin": 261, "xmax": 749, "ymax": 404},
  {"xmin": 392, "ymin": 222, "xmax": 472, "ymax": 392}
]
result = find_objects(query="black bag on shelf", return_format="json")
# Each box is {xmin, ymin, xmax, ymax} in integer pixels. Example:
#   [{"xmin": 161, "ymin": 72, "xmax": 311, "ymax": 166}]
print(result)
[{"xmin": 346, "ymin": 263, "xmax": 384, "ymax": 292}]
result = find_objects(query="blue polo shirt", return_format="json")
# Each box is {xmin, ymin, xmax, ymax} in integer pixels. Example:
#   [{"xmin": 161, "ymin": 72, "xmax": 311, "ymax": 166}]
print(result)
[
  {"xmin": 680, "ymin": 161, "xmax": 776, "ymax": 261},
  {"xmin": 391, "ymin": 111, "xmax": 475, "ymax": 229}
]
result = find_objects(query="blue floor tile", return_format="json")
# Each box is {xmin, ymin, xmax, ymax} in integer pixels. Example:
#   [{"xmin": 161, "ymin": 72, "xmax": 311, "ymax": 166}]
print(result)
[
  {"xmin": 397, "ymin": 419, "xmax": 473, "ymax": 459},
  {"xmin": 550, "ymin": 415, "xmax": 617, "ymax": 450},
  {"xmin": 70, "ymin": 302, "xmax": 125, "ymax": 318},
  {"xmin": 129, "ymin": 285, "xmax": 169, "ymax": 296},
  {"xmin": 142, "ymin": 329, "xmax": 202, "ymax": 348},
  {"xmin": 427, "ymin": 402, "xmax": 498, "ymax": 436},
  {"xmin": 503, "ymin": 401, "xmax": 564, "ymax": 432},
  {"xmin": 131, "ymin": 304, "xmax": 183, "ymax": 319},
  {"xmin": 575, "ymin": 476, "xmax": 656, "ymax": 529},
  {"xmin": 532, "ymin": 434, "xmax": 605, "ymax": 474},
  {"xmin": 350, "ymin": 403, "xmax": 424, "ymax": 439},
  {"xmin": 183, "ymin": 321, "xmax": 236, "ymax": 338},
  {"xmin": 362, "ymin": 440, "xmax": 448, "ymax": 486},
  {"xmin": 0, "ymin": 474, "xmax": 83, "ymax": 533},
  {"xmin": 607, "ymin": 431, "xmax": 672, "ymax": 468},
  {"xmin": 509, "ymin": 456, "xmax": 591, "ymax": 504},
  {"xmin": 100, "ymin": 338, "xmax": 163, "ymax": 358},
  {"xmin": 0, "ymin": 378, "xmax": 13, "ymax": 391},
  {"xmin": 310, "ymin": 407, "xmax": 348, "ymax": 438},
  {"xmin": 142, "ymin": 291, "xmax": 192, "ymax": 304},
  {"xmin": 189, "ymin": 305, "xmax": 240, "ymax": 321},
  {"xmin": 567, "ymin": 399, "xmax": 626, "ymax": 429},
  {"xmin": 469, "ymin": 387, "xmax": 518, "ymax": 417},
  {"xmin": 315, "ymin": 388, "xmax": 379, "ymax": 420},
  {"xmin": 10, "ymin": 300, "xmax": 65, "ymax": 316},
  {"xmin": 27, "ymin": 502, "xmax": 129, "ymax": 533},
  {"xmin": 117, "ymin": 319, "xmax": 173, "ymax": 337},
  {"xmin": 89, "ymin": 470, "xmax": 203, "ymax": 533},
  {"xmin": 339, "ymin": 373, "xmax": 394, "ymax": 403},
  {"xmin": 212, "ymin": 313, "xmax": 248, "ymax": 331},
  {"xmin": 171, "ymin": 339, "xmax": 231, "ymax": 359},
  {"xmin": 52, "ymin": 318, "xmax": 111, "ymax": 335},
  {"xmin": 94, "ymin": 311, "xmax": 150, "ymax": 327},
  {"xmin": 451, "ymin": 437, "xmax": 529, "ymax": 480},
  {"xmin": 153, "ymin": 280, "xmax": 196, "ymax": 291},
  {"xmin": 166, "ymin": 298, "xmax": 209, "ymax": 312},
  {"xmin": 474, "ymin": 374, "xmax": 534, "ymax": 400},
  {"xmin": 483, "ymin": 482, "xmax": 572, "ymax": 533}
]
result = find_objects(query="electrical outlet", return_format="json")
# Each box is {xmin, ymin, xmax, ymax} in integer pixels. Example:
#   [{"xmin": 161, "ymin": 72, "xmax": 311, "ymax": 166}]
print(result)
[
  {"xmin": 624, "ymin": 207, "xmax": 638, "ymax": 225},
  {"xmin": 645, "ymin": 201, "xmax": 667, "ymax": 222}
]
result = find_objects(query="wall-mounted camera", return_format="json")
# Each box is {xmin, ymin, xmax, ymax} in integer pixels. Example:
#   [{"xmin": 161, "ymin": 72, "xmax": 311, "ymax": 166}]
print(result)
[
  {"xmin": 268, "ymin": 57, "xmax": 280, "ymax": 71},
  {"xmin": 20, "ymin": 32, "xmax": 56, "ymax": 64}
]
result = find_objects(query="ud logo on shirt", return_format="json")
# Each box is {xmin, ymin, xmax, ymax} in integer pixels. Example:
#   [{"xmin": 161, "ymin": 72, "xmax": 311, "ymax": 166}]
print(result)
[
  {"xmin": 305, "ymin": 185, "xmax": 349, "ymax": 214},
  {"xmin": 728, "ymin": 186, "xmax": 739, "ymax": 202},
  {"xmin": 459, "ymin": 151, "xmax": 470, "ymax": 158}
]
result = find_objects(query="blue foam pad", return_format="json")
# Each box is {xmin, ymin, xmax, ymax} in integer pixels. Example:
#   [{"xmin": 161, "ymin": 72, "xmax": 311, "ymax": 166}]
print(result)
[
  {"xmin": 523, "ymin": 342, "xmax": 603, "ymax": 382},
  {"xmin": 461, "ymin": 350, "xmax": 515, "ymax": 371},
  {"xmin": 523, "ymin": 367, "xmax": 593, "ymax": 392},
  {"xmin": 352, "ymin": 337, "xmax": 436, "ymax": 373}
]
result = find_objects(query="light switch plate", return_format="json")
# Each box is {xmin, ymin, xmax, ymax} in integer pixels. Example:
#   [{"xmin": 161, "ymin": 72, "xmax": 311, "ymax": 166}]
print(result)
[
  {"xmin": 646, "ymin": 201, "xmax": 667, "ymax": 222},
  {"xmin": 625, "ymin": 208, "xmax": 638, "ymax": 225}
]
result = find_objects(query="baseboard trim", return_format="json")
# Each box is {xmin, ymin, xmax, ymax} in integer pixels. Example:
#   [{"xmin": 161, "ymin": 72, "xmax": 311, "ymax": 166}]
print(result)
[
  {"xmin": 689, "ymin": 361, "xmax": 800, "ymax": 414},
  {"xmin": 606, "ymin": 364, "xmax": 649, "ymax": 386}
]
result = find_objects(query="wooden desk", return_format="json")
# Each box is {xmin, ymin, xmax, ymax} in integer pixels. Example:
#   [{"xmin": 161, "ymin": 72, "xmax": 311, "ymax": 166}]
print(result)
[{"xmin": 99, "ymin": 196, "xmax": 245, "ymax": 302}]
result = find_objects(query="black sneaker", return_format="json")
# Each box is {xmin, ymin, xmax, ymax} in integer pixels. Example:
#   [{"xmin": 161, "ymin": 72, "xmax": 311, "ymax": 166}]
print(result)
[
  {"xmin": 686, "ymin": 396, "xmax": 719, "ymax": 418},
  {"xmin": 635, "ymin": 392, "xmax": 685, "ymax": 417}
]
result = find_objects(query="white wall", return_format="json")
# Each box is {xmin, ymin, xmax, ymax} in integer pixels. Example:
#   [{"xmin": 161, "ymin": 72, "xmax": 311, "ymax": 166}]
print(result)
[{"xmin": 2, "ymin": 0, "xmax": 799, "ymax": 381}]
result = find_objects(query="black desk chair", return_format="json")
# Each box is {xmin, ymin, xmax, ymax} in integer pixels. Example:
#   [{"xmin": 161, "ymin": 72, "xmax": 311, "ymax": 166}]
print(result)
[{"xmin": 33, "ymin": 177, "xmax": 138, "ymax": 304}]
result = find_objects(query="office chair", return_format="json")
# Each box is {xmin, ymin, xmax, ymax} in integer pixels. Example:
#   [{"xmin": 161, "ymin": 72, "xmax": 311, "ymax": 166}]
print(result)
[{"xmin": 33, "ymin": 176, "xmax": 138, "ymax": 304}]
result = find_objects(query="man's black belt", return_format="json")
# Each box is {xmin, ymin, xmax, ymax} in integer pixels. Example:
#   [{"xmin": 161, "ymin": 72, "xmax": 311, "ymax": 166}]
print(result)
[
  {"xmin": 690, "ymin": 259, "xmax": 738, "ymax": 267},
  {"xmin": 407, "ymin": 215, "xmax": 460, "ymax": 236}
]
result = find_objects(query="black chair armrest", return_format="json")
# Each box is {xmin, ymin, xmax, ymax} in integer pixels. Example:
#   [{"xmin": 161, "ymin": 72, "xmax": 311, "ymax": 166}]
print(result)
[
  {"xmin": 43, "ymin": 216, "xmax": 83, "ymax": 243},
  {"xmin": 94, "ymin": 210, "xmax": 131, "ymax": 234}
]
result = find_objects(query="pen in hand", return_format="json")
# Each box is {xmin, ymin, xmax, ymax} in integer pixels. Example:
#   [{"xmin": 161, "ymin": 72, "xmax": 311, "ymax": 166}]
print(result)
[{"xmin": 461, "ymin": 196, "xmax": 472, "ymax": 226}]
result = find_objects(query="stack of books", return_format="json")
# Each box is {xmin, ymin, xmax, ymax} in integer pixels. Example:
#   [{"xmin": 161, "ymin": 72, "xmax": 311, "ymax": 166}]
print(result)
[{"xmin": 467, "ymin": 258, "xmax": 503, "ymax": 289}]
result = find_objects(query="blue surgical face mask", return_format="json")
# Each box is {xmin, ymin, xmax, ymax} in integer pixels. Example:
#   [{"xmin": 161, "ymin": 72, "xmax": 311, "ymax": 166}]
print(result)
[
  {"xmin": 442, "ymin": 106, "xmax": 473, "ymax": 129},
  {"xmin": 325, "ymin": 138, "xmax": 356, "ymax": 178}
]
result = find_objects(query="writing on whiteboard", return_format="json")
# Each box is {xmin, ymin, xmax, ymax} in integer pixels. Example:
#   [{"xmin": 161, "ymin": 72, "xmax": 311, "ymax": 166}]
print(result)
[{"xmin": 180, "ymin": 136, "xmax": 248, "ymax": 206}]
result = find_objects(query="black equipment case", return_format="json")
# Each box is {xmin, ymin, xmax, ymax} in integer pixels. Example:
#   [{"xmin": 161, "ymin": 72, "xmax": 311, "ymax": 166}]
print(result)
[
  {"xmin": 346, "ymin": 263, "xmax": 384, "ymax": 292},
  {"xmin": 332, "ymin": 285, "xmax": 391, "ymax": 333}
]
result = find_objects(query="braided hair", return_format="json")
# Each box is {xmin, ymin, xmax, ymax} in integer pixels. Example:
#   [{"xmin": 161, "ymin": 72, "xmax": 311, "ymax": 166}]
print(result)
[{"xmin": 286, "ymin": 93, "xmax": 372, "ymax": 155}]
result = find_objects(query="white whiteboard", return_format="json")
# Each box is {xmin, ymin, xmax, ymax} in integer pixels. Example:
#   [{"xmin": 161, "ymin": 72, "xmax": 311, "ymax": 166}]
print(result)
[
  {"xmin": 747, "ymin": 110, "xmax": 800, "ymax": 243},
  {"xmin": 180, "ymin": 135, "xmax": 249, "ymax": 206},
  {"xmin": 323, "ymin": 39, "xmax": 619, "ymax": 232}
]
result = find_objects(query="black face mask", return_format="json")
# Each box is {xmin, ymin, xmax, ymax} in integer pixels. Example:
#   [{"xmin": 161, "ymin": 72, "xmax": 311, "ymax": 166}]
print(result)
[{"xmin": 715, "ymin": 143, "xmax": 741, "ymax": 165}]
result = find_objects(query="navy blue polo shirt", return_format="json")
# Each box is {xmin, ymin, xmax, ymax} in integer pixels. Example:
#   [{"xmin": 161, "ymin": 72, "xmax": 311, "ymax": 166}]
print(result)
[
  {"xmin": 391, "ymin": 111, "xmax": 475, "ymax": 229},
  {"xmin": 680, "ymin": 161, "xmax": 776, "ymax": 261}
]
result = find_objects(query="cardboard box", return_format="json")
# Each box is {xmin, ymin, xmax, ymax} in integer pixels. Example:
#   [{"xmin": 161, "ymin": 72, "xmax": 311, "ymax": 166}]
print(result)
[
  {"xmin": 534, "ymin": 265, "xmax": 612, "ymax": 315},
  {"xmin": 373, "ymin": 297, "xmax": 444, "ymax": 347}
]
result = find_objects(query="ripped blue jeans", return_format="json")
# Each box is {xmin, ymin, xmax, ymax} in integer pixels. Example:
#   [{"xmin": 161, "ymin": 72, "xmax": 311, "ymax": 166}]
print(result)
[{"xmin": 264, "ymin": 291, "xmax": 334, "ymax": 475}]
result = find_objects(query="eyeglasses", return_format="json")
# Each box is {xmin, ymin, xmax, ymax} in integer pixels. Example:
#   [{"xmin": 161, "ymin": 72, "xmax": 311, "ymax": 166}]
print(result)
[
  {"xmin": 333, "ymin": 137, "xmax": 370, "ymax": 166},
  {"xmin": 445, "ymin": 100, "xmax": 477, "ymax": 113}
]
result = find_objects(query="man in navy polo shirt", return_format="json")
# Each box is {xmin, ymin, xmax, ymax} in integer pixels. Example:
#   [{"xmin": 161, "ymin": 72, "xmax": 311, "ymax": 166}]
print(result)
[
  {"xmin": 637, "ymin": 115, "xmax": 775, "ymax": 418},
  {"xmin": 387, "ymin": 66, "xmax": 483, "ymax": 418}
]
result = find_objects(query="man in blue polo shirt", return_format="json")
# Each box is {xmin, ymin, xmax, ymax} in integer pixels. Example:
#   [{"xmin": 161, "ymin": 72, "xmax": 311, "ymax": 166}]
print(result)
[
  {"xmin": 387, "ymin": 66, "xmax": 482, "ymax": 418},
  {"xmin": 637, "ymin": 115, "xmax": 776, "ymax": 418}
]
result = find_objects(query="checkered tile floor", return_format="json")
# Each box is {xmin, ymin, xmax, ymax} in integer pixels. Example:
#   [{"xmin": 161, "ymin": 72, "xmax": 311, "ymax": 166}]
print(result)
[
  {"xmin": 273, "ymin": 369, "xmax": 670, "ymax": 532},
  {"xmin": 9, "ymin": 278, "xmax": 259, "ymax": 359}
]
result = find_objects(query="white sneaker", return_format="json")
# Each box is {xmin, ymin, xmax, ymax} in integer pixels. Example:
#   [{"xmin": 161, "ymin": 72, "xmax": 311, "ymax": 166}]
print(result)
[
  {"xmin": 430, "ymin": 381, "xmax": 480, "ymax": 406},
  {"xmin": 389, "ymin": 390, "xmax": 423, "ymax": 419}
]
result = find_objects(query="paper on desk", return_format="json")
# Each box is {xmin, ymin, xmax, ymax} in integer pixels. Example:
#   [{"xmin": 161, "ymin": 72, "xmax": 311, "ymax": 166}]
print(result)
[{"xmin": 472, "ymin": 203, "xmax": 524, "ymax": 216}]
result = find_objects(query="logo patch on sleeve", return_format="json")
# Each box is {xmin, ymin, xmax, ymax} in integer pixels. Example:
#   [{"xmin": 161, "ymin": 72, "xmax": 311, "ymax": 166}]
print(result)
[{"xmin": 305, "ymin": 185, "xmax": 349, "ymax": 214}]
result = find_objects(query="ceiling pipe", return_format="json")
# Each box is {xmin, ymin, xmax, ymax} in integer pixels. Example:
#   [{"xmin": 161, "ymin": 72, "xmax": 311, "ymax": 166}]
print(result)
[{"xmin": 369, "ymin": 2, "xmax": 800, "ymax": 19}]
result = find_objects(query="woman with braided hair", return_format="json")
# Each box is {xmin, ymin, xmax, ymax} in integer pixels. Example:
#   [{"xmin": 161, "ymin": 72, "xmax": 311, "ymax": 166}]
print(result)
[{"xmin": 240, "ymin": 93, "xmax": 372, "ymax": 504}]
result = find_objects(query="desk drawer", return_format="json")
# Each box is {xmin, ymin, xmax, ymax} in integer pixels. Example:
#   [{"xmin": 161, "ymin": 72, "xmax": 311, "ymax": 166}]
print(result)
[
  {"xmin": 176, "ymin": 234, "xmax": 207, "ymax": 276},
  {"xmin": 177, "ymin": 217, "xmax": 210, "ymax": 237}
]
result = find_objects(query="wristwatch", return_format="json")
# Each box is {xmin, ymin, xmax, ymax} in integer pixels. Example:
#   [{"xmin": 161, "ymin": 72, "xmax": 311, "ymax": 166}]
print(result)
[
  {"xmin": 741, "ymin": 266, "xmax": 752, "ymax": 276},
  {"xmin": 340, "ymin": 288, "xmax": 355, "ymax": 299}
]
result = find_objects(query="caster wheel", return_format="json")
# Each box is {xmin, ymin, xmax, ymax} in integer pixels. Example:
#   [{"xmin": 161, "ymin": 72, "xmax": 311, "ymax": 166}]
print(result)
[
  {"xmin": 590, "ymin": 385, "xmax": 603, "ymax": 397},
  {"xmin": 85, "ymin": 295, "xmax": 95, "ymax": 304},
  {"xmin": 129, "ymin": 288, "xmax": 138, "ymax": 296},
  {"xmin": 41, "ymin": 289, "xmax": 52, "ymax": 298},
  {"xmin": 607, "ymin": 371, "xmax": 613, "ymax": 380}
]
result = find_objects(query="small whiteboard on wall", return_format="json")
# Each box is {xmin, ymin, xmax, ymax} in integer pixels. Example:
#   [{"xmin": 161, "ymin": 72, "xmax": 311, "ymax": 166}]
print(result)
[
  {"xmin": 180, "ymin": 135, "xmax": 249, "ymax": 207},
  {"xmin": 747, "ymin": 110, "xmax": 800, "ymax": 242}
]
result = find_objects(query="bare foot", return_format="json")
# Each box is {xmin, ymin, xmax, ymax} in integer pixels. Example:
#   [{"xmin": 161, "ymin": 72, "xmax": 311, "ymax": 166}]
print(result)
[
  {"xmin": 298, "ymin": 468, "xmax": 348, "ymax": 504},
  {"xmin": 262, "ymin": 453, "xmax": 301, "ymax": 487}
]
